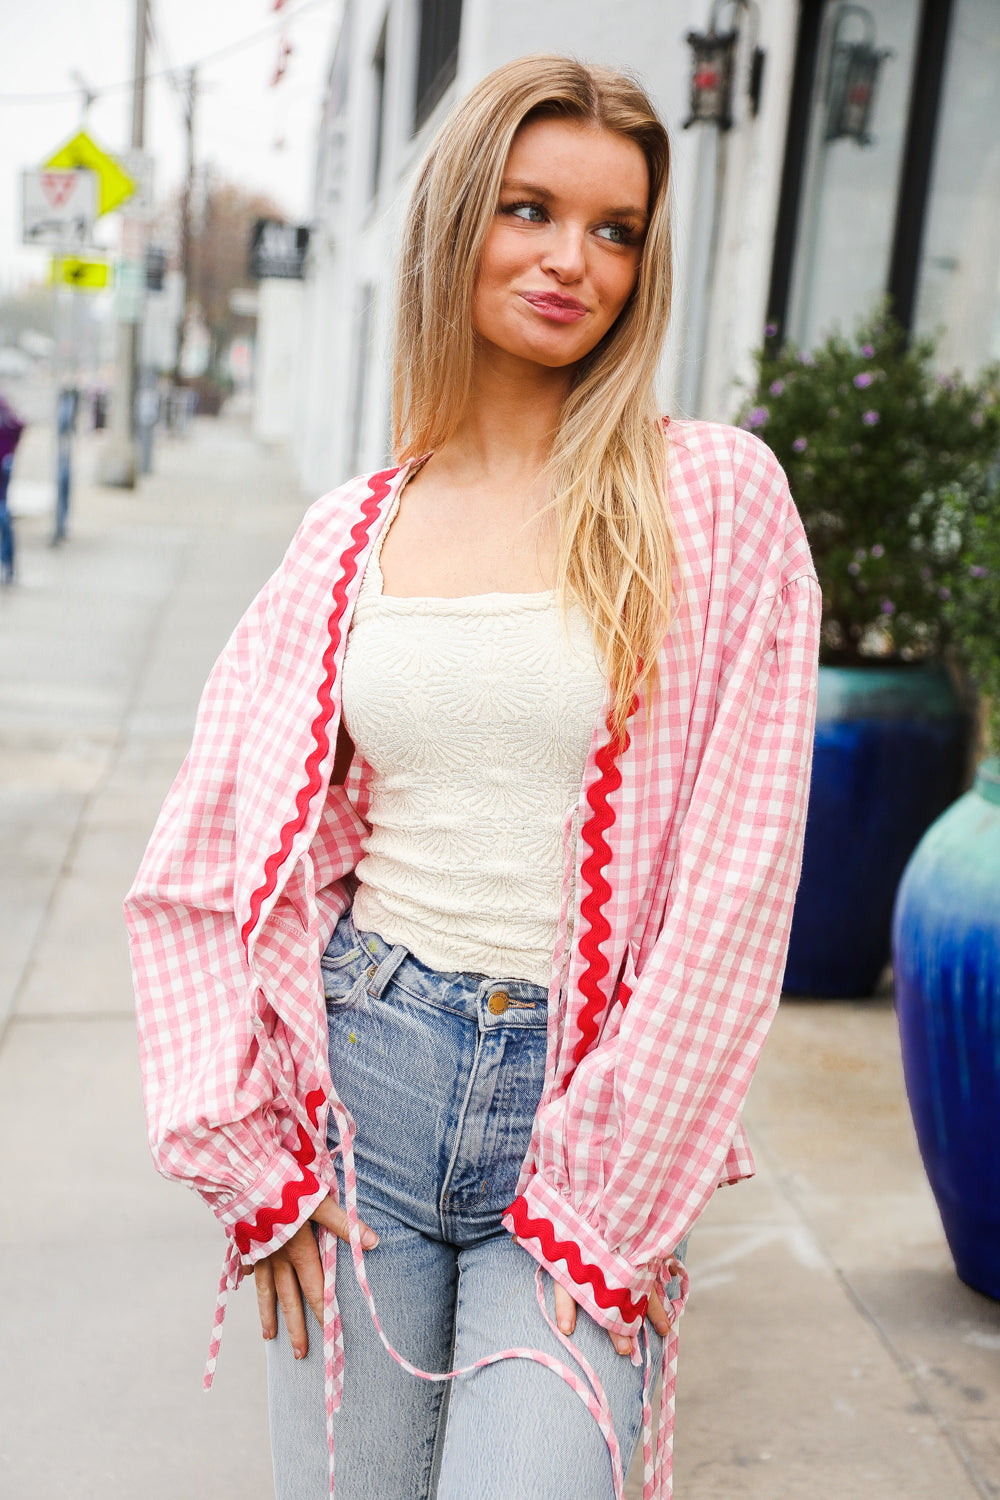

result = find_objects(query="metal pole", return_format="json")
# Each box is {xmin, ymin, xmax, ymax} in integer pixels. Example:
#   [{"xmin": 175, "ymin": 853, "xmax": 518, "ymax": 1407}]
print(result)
[
  {"xmin": 98, "ymin": 0, "xmax": 147, "ymax": 487},
  {"xmin": 172, "ymin": 67, "xmax": 196, "ymax": 392}
]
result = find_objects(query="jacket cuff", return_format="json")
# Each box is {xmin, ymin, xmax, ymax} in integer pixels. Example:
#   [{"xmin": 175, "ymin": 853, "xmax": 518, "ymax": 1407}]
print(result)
[
  {"xmin": 213, "ymin": 1148, "xmax": 329, "ymax": 1262},
  {"xmin": 503, "ymin": 1174, "xmax": 653, "ymax": 1336}
]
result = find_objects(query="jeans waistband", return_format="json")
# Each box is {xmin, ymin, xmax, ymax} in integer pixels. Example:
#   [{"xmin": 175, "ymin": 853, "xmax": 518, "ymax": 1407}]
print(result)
[{"xmin": 328, "ymin": 909, "xmax": 550, "ymax": 1031}]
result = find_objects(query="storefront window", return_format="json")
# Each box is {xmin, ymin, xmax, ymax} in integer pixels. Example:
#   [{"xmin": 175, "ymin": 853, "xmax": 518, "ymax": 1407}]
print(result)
[
  {"xmin": 786, "ymin": 0, "xmax": 920, "ymax": 348},
  {"xmin": 913, "ymin": 0, "xmax": 1000, "ymax": 375}
]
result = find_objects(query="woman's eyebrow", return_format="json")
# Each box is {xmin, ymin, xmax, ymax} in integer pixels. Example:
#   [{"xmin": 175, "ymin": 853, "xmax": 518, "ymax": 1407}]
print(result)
[{"xmin": 500, "ymin": 178, "xmax": 649, "ymax": 220}]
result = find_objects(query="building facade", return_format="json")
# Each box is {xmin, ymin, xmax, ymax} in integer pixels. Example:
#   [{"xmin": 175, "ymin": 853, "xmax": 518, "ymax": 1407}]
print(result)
[{"xmin": 292, "ymin": 0, "xmax": 1000, "ymax": 495}]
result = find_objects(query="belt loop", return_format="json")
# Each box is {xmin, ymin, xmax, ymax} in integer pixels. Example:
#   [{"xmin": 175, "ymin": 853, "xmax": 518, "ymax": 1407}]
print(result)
[{"xmin": 366, "ymin": 944, "xmax": 407, "ymax": 999}]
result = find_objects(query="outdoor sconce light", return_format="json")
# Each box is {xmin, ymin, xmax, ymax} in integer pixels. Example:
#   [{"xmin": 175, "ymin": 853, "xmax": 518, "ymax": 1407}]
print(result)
[
  {"xmin": 824, "ymin": 4, "xmax": 893, "ymax": 145},
  {"xmin": 684, "ymin": 0, "xmax": 765, "ymax": 131}
]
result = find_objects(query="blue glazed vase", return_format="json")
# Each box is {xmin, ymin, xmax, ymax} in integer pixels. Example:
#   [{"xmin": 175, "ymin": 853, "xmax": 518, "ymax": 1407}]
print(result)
[
  {"xmin": 893, "ymin": 760, "xmax": 1000, "ymax": 1301},
  {"xmin": 783, "ymin": 664, "xmax": 967, "ymax": 998}
]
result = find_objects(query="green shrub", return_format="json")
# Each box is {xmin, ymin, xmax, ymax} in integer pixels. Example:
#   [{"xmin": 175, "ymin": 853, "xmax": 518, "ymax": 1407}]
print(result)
[{"xmin": 737, "ymin": 311, "xmax": 1000, "ymax": 683}]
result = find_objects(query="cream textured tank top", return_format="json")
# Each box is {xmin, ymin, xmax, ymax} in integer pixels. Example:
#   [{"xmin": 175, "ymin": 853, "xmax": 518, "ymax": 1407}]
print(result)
[{"xmin": 340, "ymin": 493, "xmax": 607, "ymax": 986}]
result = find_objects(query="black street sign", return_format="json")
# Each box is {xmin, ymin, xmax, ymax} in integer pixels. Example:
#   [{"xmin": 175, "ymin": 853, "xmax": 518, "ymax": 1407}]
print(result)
[{"xmin": 249, "ymin": 219, "xmax": 310, "ymax": 281}]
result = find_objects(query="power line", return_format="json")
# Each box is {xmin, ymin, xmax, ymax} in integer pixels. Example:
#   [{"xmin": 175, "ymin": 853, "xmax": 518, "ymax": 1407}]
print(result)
[{"xmin": 0, "ymin": 0, "xmax": 336, "ymax": 105}]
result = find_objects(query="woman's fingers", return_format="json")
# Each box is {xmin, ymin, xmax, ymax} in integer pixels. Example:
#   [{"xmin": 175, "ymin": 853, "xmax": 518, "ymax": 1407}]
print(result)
[
  {"xmin": 647, "ymin": 1287, "xmax": 673, "ymax": 1338},
  {"xmin": 553, "ymin": 1281, "xmax": 577, "ymax": 1336},
  {"xmin": 311, "ymin": 1194, "xmax": 379, "ymax": 1250},
  {"xmin": 253, "ymin": 1256, "xmax": 278, "ymax": 1341},
  {"xmin": 245, "ymin": 1198, "xmax": 381, "ymax": 1357},
  {"xmin": 273, "ymin": 1249, "xmax": 310, "ymax": 1359},
  {"xmin": 284, "ymin": 1222, "xmax": 327, "ymax": 1327},
  {"xmin": 552, "ymin": 1274, "xmax": 667, "ymax": 1354}
]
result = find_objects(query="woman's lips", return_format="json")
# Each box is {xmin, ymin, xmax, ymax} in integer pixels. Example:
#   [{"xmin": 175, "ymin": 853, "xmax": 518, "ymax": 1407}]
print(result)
[{"xmin": 519, "ymin": 291, "xmax": 588, "ymax": 324}]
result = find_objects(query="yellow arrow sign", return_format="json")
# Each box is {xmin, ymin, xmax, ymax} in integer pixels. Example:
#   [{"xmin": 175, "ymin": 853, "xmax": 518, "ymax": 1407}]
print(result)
[
  {"xmin": 50, "ymin": 256, "xmax": 112, "ymax": 290},
  {"xmin": 44, "ymin": 130, "xmax": 134, "ymax": 217}
]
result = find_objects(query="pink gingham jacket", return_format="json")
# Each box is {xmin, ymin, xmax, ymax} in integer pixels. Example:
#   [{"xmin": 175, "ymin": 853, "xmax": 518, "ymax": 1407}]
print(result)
[{"xmin": 126, "ymin": 419, "xmax": 819, "ymax": 1498}]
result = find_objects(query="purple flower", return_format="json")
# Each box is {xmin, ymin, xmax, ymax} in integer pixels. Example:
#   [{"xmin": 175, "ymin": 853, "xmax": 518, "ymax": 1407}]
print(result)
[
  {"xmin": 855, "ymin": 548, "xmax": 867, "ymax": 560},
  {"xmin": 861, "ymin": 343, "xmax": 875, "ymax": 358},
  {"xmin": 880, "ymin": 599, "xmax": 896, "ymax": 615},
  {"xmin": 862, "ymin": 410, "xmax": 880, "ymax": 426},
  {"xmin": 848, "ymin": 561, "xmax": 861, "ymax": 575},
  {"xmin": 854, "ymin": 371, "xmax": 875, "ymax": 388},
  {"xmin": 769, "ymin": 379, "xmax": 785, "ymax": 396},
  {"xmin": 792, "ymin": 436, "xmax": 807, "ymax": 452},
  {"xmin": 938, "ymin": 586, "xmax": 951, "ymax": 600},
  {"xmin": 764, "ymin": 321, "xmax": 778, "ymax": 338},
  {"xmin": 746, "ymin": 405, "xmax": 770, "ymax": 430},
  {"xmin": 871, "ymin": 543, "xmax": 884, "ymax": 558},
  {"xmin": 798, "ymin": 351, "xmax": 815, "ymax": 367},
  {"xmin": 970, "ymin": 565, "xmax": 988, "ymax": 578}
]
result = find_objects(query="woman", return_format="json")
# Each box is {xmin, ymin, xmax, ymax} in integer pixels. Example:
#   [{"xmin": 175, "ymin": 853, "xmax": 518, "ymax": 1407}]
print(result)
[{"xmin": 127, "ymin": 55, "xmax": 819, "ymax": 1500}]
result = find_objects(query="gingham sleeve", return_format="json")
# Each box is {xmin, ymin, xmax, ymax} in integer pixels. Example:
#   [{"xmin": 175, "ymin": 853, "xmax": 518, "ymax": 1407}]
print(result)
[
  {"xmin": 124, "ymin": 569, "xmax": 329, "ymax": 1254},
  {"xmin": 506, "ymin": 565, "xmax": 821, "ymax": 1334}
]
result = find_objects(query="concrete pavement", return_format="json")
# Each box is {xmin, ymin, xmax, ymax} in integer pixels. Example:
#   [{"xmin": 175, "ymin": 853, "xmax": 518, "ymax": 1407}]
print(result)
[{"xmin": 0, "ymin": 408, "xmax": 997, "ymax": 1499}]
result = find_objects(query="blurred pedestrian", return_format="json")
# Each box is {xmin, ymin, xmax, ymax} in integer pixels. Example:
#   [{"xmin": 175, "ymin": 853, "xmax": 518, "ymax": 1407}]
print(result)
[
  {"xmin": 54, "ymin": 385, "xmax": 78, "ymax": 544},
  {"xmin": 0, "ymin": 392, "xmax": 25, "ymax": 583},
  {"xmin": 126, "ymin": 55, "xmax": 820, "ymax": 1500}
]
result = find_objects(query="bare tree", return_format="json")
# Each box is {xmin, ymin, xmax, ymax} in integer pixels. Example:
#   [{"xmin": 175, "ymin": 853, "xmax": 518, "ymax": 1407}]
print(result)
[{"xmin": 152, "ymin": 173, "xmax": 287, "ymax": 389}]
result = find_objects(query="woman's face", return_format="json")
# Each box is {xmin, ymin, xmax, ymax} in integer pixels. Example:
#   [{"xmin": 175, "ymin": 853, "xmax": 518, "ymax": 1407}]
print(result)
[{"xmin": 472, "ymin": 116, "xmax": 650, "ymax": 372}]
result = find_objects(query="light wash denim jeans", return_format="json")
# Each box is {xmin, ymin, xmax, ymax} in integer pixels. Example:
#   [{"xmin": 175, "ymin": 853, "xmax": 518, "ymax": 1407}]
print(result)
[{"xmin": 267, "ymin": 910, "xmax": 681, "ymax": 1500}]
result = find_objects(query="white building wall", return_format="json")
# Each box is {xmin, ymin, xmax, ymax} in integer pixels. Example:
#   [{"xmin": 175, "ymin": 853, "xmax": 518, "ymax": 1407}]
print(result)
[
  {"xmin": 293, "ymin": 0, "xmax": 802, "ymax": 493},
  {"xmin": 254, "ymin": 279, "xmax": 305, "ymax": 444}
]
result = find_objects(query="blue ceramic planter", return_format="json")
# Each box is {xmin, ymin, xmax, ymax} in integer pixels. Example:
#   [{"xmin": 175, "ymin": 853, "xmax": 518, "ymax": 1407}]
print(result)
[
  {"xmin": 783, "ymin": 664, "xmax": 967, "ymax": 998},
  {"xmin": 893, "ymin": 759, "xmax": 1000, "ymax": 1302}
]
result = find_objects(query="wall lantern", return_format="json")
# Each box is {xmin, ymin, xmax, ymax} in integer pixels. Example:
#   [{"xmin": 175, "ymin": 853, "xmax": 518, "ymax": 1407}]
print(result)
[
  {"xmin": 824, "ymin": 4, "xmax": 893, "ymax": 145},
  {"xmin": 684, "ymin": 0, "xmax": 765, "ymax": 131}
]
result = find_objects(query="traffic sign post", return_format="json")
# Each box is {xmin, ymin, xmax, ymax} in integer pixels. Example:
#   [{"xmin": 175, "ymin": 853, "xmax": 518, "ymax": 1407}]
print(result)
[
  {"xmin": 44, "ymin": 131, "xmax": 135, "ymax": 217},
  {"xmin": 50, "ymin": 256, "xmax": 112, "ymax": 291},
  {"xmin": 22, "ymin": 169, "xmax": 98, "ymax": 249}
]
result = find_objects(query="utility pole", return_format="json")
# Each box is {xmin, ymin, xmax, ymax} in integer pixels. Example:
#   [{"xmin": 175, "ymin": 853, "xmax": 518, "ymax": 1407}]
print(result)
[
  {"xmin": 172, "ymin": 67, "xmax": 197, "ymax": 389},
  {"xmin": 99, "ymin": 0, "xmax": 147, "ymax": 488}
]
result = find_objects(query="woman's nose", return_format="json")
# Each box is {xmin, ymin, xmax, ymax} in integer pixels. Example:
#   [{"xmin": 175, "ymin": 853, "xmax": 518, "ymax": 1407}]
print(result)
[{"xmin": 539, "ymin": 222, "xmax": 587, "ymax": 281}]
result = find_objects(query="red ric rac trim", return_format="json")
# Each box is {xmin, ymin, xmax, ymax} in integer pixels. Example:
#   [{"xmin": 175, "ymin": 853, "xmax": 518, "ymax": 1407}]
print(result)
[
  {"xmin": 572, "ymin": 699, "xmax": 638, "ymax": 1068},
  {"xmin": 506, "ymin": 1195, "xmax": 648, "ymax": 1325},
  {"xmin": 239, "ymin": 469, "xmax": 399, "ymax": 952},
  {"xmin": 233, "ymin": 1088, "xmax": 327, "ymax": 1255}
]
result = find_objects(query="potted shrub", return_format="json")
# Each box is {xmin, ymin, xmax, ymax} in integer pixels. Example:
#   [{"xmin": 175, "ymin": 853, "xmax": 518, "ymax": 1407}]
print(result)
[
  {"xmin": 738, "ymin": 312, "xmax": 1000, "ymax": 997},
  {"xmin": 893, "ymin": 462, "xmax": 1000, "ymax": 1300}
]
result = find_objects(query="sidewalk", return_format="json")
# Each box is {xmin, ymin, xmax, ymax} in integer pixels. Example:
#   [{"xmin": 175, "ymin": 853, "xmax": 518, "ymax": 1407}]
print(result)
[{"xmin": 0, "ymin": 412, "xmax": 997, "ymax": 1499}]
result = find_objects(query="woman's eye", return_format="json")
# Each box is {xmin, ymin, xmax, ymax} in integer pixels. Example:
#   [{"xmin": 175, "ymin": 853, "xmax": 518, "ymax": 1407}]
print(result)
[
  {"xmin": 502, "ymin": 201, "xmax": 547, "ymax": 223},
  {"xmin": 595, "ymin": 223, "xmax": 635, "ymax": 246}
]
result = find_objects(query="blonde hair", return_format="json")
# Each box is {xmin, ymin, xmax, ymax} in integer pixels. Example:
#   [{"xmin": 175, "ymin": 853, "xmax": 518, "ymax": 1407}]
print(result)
[{"xmin": 393, "ymin": 55, "xmax": 676, "ymax": 742}]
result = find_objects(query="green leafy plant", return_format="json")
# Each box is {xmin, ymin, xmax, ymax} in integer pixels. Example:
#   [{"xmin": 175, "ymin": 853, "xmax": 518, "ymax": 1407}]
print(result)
[
  {"xmin": 737, "ymin": 311, "xmax": 1000, "ymax": 672},
  {"xmin": 942, "ymin": 451, "xmax": 1000, "ymax": 753}
]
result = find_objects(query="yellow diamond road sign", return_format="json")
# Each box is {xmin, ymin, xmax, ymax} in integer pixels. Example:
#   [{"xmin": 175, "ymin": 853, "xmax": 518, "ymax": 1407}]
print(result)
[
  {"xmin": 44, "ymin": 130, "xmax": 134, "ymax": 217},
  {"xmin": 51, "ymin": 256, "xmax": 111, "ymax": 290}
]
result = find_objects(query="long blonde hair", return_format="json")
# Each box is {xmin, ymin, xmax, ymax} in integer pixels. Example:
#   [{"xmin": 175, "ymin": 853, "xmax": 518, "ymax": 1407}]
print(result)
[{"xmin": 393, "ymin": 55, "xmax": 676, "ymax": 742}]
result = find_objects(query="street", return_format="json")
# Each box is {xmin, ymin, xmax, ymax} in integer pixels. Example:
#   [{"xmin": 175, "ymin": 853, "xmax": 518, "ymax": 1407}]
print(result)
[{"xmin": 0, "ymin": 410, "xmax": 997, "ymax": 1499}]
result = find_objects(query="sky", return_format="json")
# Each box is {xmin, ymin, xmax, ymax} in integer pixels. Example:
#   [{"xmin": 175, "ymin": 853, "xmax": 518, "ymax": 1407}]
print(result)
[{"xmin": 0, "ymin": 0, "xmax": 343, "ymax": 291}]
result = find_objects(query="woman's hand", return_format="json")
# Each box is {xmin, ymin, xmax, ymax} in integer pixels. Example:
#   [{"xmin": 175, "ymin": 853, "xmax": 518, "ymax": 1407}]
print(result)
[
  {"xmin": 247, "ymin": 1195, "xmax": 378, "ymax": 1359},
  {"xmin": 552, "ymin": 1282, "xmax": 673, "ymax": 1356}
]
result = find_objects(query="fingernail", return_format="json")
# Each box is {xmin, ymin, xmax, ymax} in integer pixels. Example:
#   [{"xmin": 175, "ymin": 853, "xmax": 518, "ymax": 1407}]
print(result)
[
  {"xmin": 362, "ymin": 1229, "xmax": 378, "ymax": 1249},
  {"xmin": 294, "ymin": 1348, "xmax": 305, "ymax": 1360},
  {"xmin": 262, "ymin": 1329, "xmax": 273, "ymax": 1341},
  {"xmin": 559, "ymin": 1318, "xmax": 572, "ymax": 1334}
]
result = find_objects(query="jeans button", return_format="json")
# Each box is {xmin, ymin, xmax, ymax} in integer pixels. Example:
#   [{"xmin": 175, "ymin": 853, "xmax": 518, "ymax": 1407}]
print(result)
[{"xmin": 487, "ymin": 991, "xmax": 509, "ymax": 1015}]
